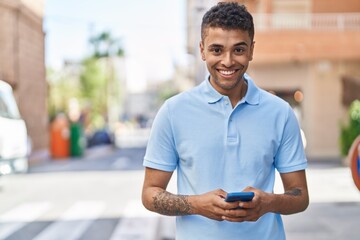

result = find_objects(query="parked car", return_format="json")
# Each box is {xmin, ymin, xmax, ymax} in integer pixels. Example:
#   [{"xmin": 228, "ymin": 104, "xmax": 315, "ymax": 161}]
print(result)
[
  {"xmin": 87, "ymin": 128, "xmax": 113, "ymax": 148},
  {"xmin": 0, "ymin": 80, "xmax": 29, "ymax": 176}
]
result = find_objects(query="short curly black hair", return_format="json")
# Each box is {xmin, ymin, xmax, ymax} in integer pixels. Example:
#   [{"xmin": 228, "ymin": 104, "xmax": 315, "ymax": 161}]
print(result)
[{"xmin": 201, "ymin": 2, "xmax": 254, "ymax": 42}]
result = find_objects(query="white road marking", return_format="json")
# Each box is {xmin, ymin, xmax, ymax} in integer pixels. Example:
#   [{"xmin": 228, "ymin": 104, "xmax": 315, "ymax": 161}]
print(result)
[
  {"xmin": 0, "ymin": 202, "xmax": 51, "ymax": 239},
  {"xmin": 32, "ymin": 201, "xmax": 105, "ymax": 240},
  {"xmin": 109, "ymin": 200, "xmax": 160, "ymax": 240}
]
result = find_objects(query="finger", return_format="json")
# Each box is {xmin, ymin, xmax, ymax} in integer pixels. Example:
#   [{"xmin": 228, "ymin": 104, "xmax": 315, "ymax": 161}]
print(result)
[
  {"xmin": 223, "ymin": 211, "xmax": 259, "ymax": 222},
  {"xmin": 242, "ymin": 186, "xmax": 255, "ymax": 192},
  {"xmin": 212, "ymin": 205, "xmax": 232, "ymax": 217},
  {"xmin": 222, "ymin": 201, "xmax": 240, "ymax": 210},
  {"xmin": 239, "ymin": 201, "xmax": 255, "ymax": 209},
  {"xmin": 224, "ymin": 208, "xmax": 248, "ymax": 218},
  {"xmin": 215, "ymin": 189, "xmax": 227, "ymax": 199},
  {"xmin": 222, "ymin": 215, "xmax": 246, "ymax": 222}
]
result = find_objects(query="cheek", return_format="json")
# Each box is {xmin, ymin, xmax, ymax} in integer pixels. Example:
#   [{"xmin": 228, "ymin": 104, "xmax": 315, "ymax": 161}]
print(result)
[
  {"xmin": 237, "ymin": 55, "xmax": 252, "ymax": 65},
  {"xmin": 205, "ymin": 56, "xmax": 220, "ymax": 67}
]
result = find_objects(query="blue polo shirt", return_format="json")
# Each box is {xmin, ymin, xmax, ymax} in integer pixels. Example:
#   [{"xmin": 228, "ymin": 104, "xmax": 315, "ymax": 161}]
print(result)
[{"xmin": 144, "ymin": 74, "xmax": 307, "ymax": 240}]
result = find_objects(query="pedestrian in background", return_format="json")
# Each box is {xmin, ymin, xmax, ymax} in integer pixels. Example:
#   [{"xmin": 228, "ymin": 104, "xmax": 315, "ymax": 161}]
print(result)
[{"xmin": 142, "ymin": 2, "xmax": 309, "ymax": 239}]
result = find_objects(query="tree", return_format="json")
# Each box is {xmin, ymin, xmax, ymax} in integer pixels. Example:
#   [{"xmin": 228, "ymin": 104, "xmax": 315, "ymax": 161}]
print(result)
[
  {"xmin": 79, "ymin": 57, "xmax": 108, "ymax": 129},
  {"xmin": 47, "ymin": 68, "xmax": 81, "ymax": 121},
  {"xmin": 78, "ymin": 31, "xmax": 125, "ymax": 131},
  {"xmin": 89, "ymin": 31, "xmax": 124, "ymax": 58},
  {"xmin": 47, "ymin": 31, "xmax": 125, "ymax": 131},
  {"xmin": 340, "ymin": 100, "xmax": 360, "ymax": 156}
]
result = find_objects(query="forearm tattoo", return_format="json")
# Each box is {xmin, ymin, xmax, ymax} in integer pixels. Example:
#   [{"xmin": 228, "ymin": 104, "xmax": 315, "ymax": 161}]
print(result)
[
  {"xmin": 285, "ymin": 188, "xmax": 302, "ymax": 197},
  {"xmin": 153, "ymin": 191, "xmax": 193, "ymax": 216}
]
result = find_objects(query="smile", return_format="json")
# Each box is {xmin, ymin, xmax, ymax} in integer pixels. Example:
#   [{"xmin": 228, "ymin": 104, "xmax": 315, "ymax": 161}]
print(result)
[{"xmin": 218, "ymin": 69, "xmax": 237, "ymax": 77}]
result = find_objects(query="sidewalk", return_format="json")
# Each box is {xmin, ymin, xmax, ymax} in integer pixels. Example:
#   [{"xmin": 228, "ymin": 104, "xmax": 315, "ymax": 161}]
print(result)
[
  {"xmin": 283, "ymin": 163, "xmax": 360, "ymax": 240},
  {"xmin": 28, "ymin": 145, "xmax": 115, "ymax": 167}
]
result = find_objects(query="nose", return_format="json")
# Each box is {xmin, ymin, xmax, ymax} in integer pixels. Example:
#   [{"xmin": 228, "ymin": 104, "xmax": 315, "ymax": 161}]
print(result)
[{"xmin": 221, "ymin": 52, "xmax": 234, "ymax": 67}]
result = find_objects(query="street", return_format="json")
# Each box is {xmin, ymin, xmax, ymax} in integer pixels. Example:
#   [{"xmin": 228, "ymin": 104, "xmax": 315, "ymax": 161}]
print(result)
[
  {"xmin": 0, "ymin": 147, "xmax": 176, "ymax": 240},
  {"xmin": 0, "ymin": 146, "xmax": 360, "ymax": 240}
]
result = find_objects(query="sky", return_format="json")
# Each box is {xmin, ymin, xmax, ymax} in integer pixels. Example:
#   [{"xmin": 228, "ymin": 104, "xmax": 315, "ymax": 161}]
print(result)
[{"xmin": 44, "ymin": 0, "xmax": 187, "ymax": 92}]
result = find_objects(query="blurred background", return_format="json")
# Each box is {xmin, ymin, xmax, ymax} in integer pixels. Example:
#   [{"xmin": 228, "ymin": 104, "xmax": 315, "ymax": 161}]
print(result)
[{"xmin": 0, "ymin": 0, "xmax": 360, "ymax": 239}]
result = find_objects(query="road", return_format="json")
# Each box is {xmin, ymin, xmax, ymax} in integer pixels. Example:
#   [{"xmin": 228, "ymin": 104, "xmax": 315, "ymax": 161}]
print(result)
[
  {"xmin": 0, "ymin": 146, "xmax": 360, "ymax": 240},
  {"xmin": 281, "ymin": 163, "xmax": 360, "ymax": 240},
  {"xmin": 0, "ymin": 146, "xmax": 176, "ymax": 240}
]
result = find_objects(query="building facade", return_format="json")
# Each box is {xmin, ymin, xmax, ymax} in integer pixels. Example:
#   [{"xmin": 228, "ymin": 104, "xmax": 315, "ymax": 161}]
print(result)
[
  {"xmin": 0, "ymin": 0, "xmax": 47, "ymax": 151},
  {"xmin": 187, "ymin": 0, "xmax": 360, "ymax": 160}
]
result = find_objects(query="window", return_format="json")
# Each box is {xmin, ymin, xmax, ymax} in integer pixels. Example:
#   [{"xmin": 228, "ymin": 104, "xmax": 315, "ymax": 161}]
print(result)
[{"xmin": 0, "ymin": 89, "xmax": 21, "ymax": 119}]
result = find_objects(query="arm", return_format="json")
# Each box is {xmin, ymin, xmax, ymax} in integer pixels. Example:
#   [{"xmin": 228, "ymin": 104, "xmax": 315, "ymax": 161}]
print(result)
[
  {"xmin": 142, "ymin": 167, "xmax": 239, "ymax": 220},
  {"xmin": 142, "ymin": 167, "xmax": 192, "ymax": 216},
  {"xmin": 272, "ymin": 169, "xmax": 309, "ymax": 214},
  {"xmin": 222, "ymin": 170, "xmax": 309, "ymax": 222}
]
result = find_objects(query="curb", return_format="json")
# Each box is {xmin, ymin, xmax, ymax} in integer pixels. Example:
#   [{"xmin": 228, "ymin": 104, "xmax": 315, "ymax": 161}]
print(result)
[
  {"xmin": 28, "ymin": 145, "xmax": 115, "ymax": 168},
  {"xmin": 28, "ymin": 149, "xmax": 51, "ymax": 167}
]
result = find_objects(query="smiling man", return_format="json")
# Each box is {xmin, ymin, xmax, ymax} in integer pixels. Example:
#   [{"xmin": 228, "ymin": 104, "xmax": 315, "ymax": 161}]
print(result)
[
  {"xmin": 142, "ymin": 2, "xmax": 309, "ymax": 240},
  {"xmin": 200, "ymin": 26, "xmax": 252, "ymax": 107}
]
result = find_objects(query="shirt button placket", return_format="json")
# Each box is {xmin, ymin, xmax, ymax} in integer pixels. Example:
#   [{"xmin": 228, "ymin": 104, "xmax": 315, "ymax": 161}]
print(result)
[{"xmin": 225, "ymin": 99, "xmax": 238, "ymax": 143}]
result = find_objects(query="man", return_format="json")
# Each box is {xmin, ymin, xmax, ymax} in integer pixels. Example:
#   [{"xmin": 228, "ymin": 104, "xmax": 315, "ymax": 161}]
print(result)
[{"xmin": 142, "ymin": 2, "xmax": 309, "ymax": 239}]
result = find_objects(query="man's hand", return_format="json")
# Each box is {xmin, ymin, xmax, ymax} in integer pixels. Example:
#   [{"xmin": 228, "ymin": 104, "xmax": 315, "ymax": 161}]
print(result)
[
  {"xmin": 221, "ymin": 170, "xmax": 309, "ymax": 222},
  {"xmin": 190, "ymin": 189, "xmax": 240, "ymax": 221},
  {"xmin": 221, "ymin": 187, "xmax": 270, "ymax": 222}
]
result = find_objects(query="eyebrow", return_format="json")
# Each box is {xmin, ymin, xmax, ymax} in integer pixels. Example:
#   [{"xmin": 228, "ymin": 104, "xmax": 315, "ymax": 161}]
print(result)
[
  {"xmin": 208, "ymin": 42, "xmax": 248, "ymax": 48},
  {"xmin": 234, "ymin": 42, "xmax": 248, "ymax": 47}
]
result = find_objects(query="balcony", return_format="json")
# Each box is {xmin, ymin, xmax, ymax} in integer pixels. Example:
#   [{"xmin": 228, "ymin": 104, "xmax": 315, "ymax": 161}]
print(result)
[
  {"xmin": 254, "ymin": 13, "xmax": 360, "ymax": 31},
  {"xmin": 252, "ymin": 13, "xmax": 360, "ymax": 64}
]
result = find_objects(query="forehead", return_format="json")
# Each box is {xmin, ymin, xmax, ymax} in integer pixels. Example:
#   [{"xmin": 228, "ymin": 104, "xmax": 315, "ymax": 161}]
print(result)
[{"xmin": 203, "ymin": 27, "xmax": 252, "ymax": 46}]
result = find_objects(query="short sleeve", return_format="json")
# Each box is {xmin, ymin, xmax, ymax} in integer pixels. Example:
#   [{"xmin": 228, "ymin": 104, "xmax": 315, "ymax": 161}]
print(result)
[
  {"xmin": 143, "ymin": 101, "xmax": 178, "ymax": 172},
  {"xmin": 275, "ymin": 106, "xmax": 307, "ymax": 173}
]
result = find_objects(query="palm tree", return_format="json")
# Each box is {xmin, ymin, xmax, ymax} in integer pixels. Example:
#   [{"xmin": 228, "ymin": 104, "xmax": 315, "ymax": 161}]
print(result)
[
  {"xmin": 89, "ymin": 31, "xmax": 124, "ymax": 58},
  {"xmin": 87, "ymin": 31, "xmax": 125, "ymax": 131}
]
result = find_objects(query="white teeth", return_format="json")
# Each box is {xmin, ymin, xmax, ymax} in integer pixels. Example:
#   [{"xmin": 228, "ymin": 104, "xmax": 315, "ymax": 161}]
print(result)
[{"xmin": 219, "ymin": 70, "xmax": 235, "ymax": 75}]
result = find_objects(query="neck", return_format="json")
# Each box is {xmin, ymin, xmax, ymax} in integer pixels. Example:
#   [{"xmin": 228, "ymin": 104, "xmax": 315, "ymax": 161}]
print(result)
[{"xmin": 229, "ymin": 79, "xmax": 247, "ymax": 108}]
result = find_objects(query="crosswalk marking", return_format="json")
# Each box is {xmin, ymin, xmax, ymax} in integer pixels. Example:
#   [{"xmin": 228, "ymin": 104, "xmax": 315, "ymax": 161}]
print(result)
[
  {"xmin": 32, "ymin": 201, "xmax": 105, "ymax": 240},
  {"xmin": 0, "ymin": 199, "xmax": 175, "ymax": 240},
  {"xmin": 110, "ymin": 217, "xmax": 160, "ymax": 240},
  {"xmin": 109, "ymin": 200, "xmax": 160, "ymax": 240},
  {"xmin": 0, "ymin": 202, "xmax": 51, "ymax": 240}
]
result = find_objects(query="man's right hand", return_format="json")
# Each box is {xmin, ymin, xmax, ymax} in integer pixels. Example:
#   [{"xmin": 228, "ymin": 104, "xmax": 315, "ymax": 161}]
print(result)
[{"xmin": 190, "ymin": 189, "xmax": 240, "ymax": 221}]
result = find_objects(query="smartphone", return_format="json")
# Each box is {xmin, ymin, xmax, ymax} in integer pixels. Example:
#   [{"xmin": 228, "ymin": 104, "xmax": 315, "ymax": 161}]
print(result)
[{"xmin": 225, "ymin": 192, "xmax": 254, "ymax": 202}]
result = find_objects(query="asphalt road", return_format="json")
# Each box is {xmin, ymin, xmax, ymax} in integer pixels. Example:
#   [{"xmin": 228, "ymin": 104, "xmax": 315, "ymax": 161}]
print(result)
[
  {"xmin": 1, "ymin": 146, "xmax": 359, "ymax": 240},
  {"xmin": 29, "ymin": 146, "xmax": 146, "ymax": 173}
]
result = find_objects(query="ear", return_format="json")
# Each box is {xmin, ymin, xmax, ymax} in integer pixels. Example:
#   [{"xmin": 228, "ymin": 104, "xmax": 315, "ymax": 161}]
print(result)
[
  {"xmin": 199, "ymin": 41, "xmax": 206, "ymax": 61},
  {"xmin": 249, "ymin": 41, "xmax": 255, "ymax": 61}
]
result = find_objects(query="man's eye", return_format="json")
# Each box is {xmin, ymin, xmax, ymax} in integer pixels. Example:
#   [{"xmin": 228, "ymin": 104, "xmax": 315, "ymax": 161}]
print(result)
[
  {"xmin": 210, "ymin": 48, "xmax": 221, "ymax": 54},
  {"xmin": 235, "ymin": 48, "xmax": 244, "ymax": 54}
]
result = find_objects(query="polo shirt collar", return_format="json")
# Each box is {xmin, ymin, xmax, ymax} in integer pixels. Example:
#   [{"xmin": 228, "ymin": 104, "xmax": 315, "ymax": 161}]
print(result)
[
  {"xmin": 203, "ymin": 73, "xmax": 260, "ymax": 105},
  {"xmin": 243, "ymin": 73, "xmax": 260, "ymax": 105},
  {"xmin": 204, "ymin": 77, "xmax": 223, "ymax": 103}
]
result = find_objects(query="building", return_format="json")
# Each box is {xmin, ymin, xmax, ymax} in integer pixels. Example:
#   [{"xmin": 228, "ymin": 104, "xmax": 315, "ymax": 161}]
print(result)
[
  {"xmin": 0, "ymin": 0, "xmax": 47, "ymax": 152},
  {"xmin": 187, "ymin": 0, "xmax": 360, "ymax": 160}
]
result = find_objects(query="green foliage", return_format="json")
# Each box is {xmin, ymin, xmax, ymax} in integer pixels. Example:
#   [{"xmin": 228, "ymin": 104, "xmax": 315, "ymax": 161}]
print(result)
[
  {"xmin": 80, "ymin": 58, "xmax": 106, "ymax": 99},
  {"xmin": 47, "ymin": 68, "xmax": 81, "ymax": 120},
  {"xmin": 340, "ymin": 100, "xmax": 360, "ymax": 156},
  {"xmin": 47, "ymin": 30, "xmax": 124, "ymax": 131},
  {"xmin": 89, "ymin": 31, "xmax": 124, "ymax": 58},
  {"xmin": 79, "ymin": 57, "xmax": 108, "ymax": 129},
  {"xmin": 159, "ymin": 89, "xmax": 178, "ymax": 102}
]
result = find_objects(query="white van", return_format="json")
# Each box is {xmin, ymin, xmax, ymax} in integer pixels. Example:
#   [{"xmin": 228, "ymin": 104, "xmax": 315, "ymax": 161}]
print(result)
[{"xmin": 0, "ymin": 80, "xmax": 29, "ymax": 175}]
